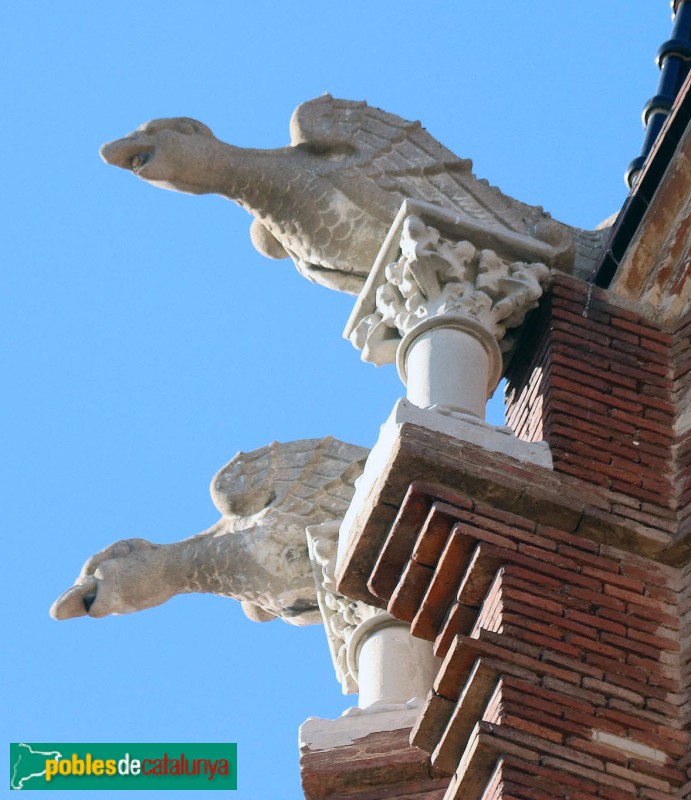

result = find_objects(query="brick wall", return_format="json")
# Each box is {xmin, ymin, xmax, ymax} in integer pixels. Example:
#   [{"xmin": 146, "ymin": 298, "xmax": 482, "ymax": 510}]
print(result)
[
  {"xmin": 360, "ymin": 482, "xmax": 688, "ymax": 800},
  {"xmin": 506, "ymin": 274, "xmax": 676, "ymax": 522},
  {"xmin": 672, "ymin": 312, "xmax": 691, "ymax": 536}
]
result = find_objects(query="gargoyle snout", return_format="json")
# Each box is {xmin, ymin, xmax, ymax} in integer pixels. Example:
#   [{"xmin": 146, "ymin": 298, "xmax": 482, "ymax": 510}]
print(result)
[{"xmin": 99, "ymin": 137, "xmax": 153, "ymax": 171}]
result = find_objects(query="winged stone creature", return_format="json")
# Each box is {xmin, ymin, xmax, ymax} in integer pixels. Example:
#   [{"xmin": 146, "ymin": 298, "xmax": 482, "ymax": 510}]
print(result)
[
  {"xmin": 100, "ymin": 95, "xmax": 606, "ymax": 295},
  {"xmin": 50, "ymin": 437, "xmax": 368, "ymax": 626}
]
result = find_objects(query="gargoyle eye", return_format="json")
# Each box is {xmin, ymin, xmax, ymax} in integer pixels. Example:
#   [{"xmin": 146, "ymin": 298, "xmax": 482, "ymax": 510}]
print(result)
[{"xmin": 130, "ymin": 153, "xmax": 148, "ymax": 171}]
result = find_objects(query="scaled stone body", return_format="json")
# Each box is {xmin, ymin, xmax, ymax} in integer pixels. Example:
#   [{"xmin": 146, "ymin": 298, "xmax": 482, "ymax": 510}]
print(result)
[
  {"xmin": 51, "ymin": 438, "xmax": 368, "ymax": 626},
  {"xmin": 100, "ymin": 96, "xmax": 603, "ymax": 294}
]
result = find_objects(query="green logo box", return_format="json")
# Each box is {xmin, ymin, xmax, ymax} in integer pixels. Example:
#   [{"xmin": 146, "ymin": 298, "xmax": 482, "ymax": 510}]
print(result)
[{"xmin": 10, "ymin": 743, "xmax": 237, "ymax": 791}]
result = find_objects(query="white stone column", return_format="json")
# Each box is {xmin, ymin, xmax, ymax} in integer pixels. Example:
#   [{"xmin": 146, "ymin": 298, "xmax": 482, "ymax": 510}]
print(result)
[
  {"xmin": 348, "ymin": 614, "xmax": 439, "ymax": 709},
  {"xmin": 398, "ymin": 315, "xmax": 502, "ymax": 418}
]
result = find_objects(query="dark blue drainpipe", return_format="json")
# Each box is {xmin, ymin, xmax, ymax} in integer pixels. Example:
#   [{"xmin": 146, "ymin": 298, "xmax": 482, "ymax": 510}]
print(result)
[{"xmin": 625, "ymin": 0, "xmax": 691, "ymax": 187}]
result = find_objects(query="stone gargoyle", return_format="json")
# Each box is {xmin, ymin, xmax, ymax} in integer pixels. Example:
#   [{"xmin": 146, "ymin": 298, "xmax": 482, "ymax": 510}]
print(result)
[
  {"xmin": 99, "ymin": 95, "xmax": 606, "ymax": 295},
  {"xmin": 50, "ymin": 437, "xmax": 368, "ymax": 626}
]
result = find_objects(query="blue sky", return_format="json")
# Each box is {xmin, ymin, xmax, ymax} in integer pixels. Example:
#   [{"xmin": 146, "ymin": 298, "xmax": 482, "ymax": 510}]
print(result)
[{"xmin": 2, "ymin": 3, "xmax": 672, "ymax": 798}]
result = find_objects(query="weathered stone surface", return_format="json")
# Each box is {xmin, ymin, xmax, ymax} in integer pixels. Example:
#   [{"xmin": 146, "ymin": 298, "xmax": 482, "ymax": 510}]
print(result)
[
  {"xmin": 100, "ymin": 96, "xmax": 604, "ymax": 295},
  {"xmin": 51, "ymin": 437, "xmax": 367, "ymax": 625}
]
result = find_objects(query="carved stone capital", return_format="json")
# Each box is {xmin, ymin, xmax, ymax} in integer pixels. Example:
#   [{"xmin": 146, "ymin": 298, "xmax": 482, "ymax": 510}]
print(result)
[
  {"xmin": 307, "ymin": 522, "xmax": 386, "ymax": 695},
  {"xmin": 344, "ymin": 200, "xmax": 552, "ymax": 373}
]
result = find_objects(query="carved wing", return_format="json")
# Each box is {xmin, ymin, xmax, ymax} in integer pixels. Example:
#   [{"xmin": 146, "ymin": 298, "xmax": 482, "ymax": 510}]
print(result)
[
  {"xmin": 290, "ymin": 95, "xmax": 549, "ymax": 237},
  {"xmin": 210, "ymin": 437, "xmax": 368, "ymax": 524}
]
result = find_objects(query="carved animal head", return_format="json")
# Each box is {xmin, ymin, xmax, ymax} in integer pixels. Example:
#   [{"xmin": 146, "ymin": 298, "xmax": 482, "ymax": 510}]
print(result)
[
  {"xmin": 50, "ymin": 437, "xmax": 369, "ymax": 628},
  {"xmin": 99, "ymin": 117, "xmax": 219, "ymax": 195}
]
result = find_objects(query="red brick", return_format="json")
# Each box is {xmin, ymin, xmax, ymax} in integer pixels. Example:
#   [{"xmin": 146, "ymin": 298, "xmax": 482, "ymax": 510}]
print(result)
[
  {"xmin": 410, "ymin": 503, "xmax": 459, "ymax": 566},
  {"xmin": 537, "ymin": 524, "xmax": 600, "ymax": 553},
  {"xmin": 500, "ymin": 585, "xmax": 563, "ymax": 617},
  {"xmin": 412, "ymin": 529, "xmax": 479, "ymax": 639},
  {"xmin": 502, "ymin": 677, "xmax": 593, "ymax": 716},
  {"xmin": 515, "ymin": 543, "xmax": 580, "ymax": 570},
  {"xmin": 567, "ymin": 585, "xmax": 624, "ymax": 611},
  {"xmin": 566, "ymin": 736, "xmax": 629, "ymax": 765},
  {"xmin": 646, "ymin": 696, "xmax": 683, "ymax": 717},
  {"xmin": 474, "ymin": 503, "xmax": 537, "ymax": 532},
  {"xmin": 498, "ymin": 713, "xmax": 565, "ymax": 744},
  {"xmin": 551, "ymin": 320, "xmax": 612, "ymax": 349},
  {"xmin": 563, "ymin": 609, "xmax": 626, "ymax": 636},
  {"xmin": 540, "ymin": 755, "xmax": 636, "ymax": 792},
  {"xmin": 453, "ymin": 522, "xmax": 517, "ymax": 552},
  {"xmin": 611, "ymin": 385, "xmax": 674, "ymax": 414},
  {"xmin": 610, "ymin": 337, "xmax": 670, "ymax": 366},
  {"xmin": 435, "ymin": 601, "xmax": 479, "ymax": 657},
  {"xmin": 551, "ymin": 351, "xmax": 637, "ymax": 388},
  {"xmin": 626, "ymin": 627, "xmax": 681, "ymax": 653},
  {"xmin": 387, "ymin": 560, "xmax": 433, "ymax": 622},
  {"xmin": 610, "ymin": 317, "xmax": 673, "ymax": 345},
  {"xmin": 603, "ymin": 584, "xmax": 675, "ymax": 613},
  {"xmin": 640, "ymin": 729, "xmax": 690, "ymax": 759},
  {"xmin": 598, "ymin": 786, "xmax": 640, "ymax": 800},
  {"xmin": 610, "ymin": 482, "xmax": 672, "ymax": 506},
  {"xmin": 555, "ymin": 305, "xmax": 628, "ymax": 338},
  {"xmin": 503, "ymin": 609, "xmax": 592, "ymax": 643},
  {"xmin": 553, "ymin": 435, "xmax": 643, "ymax": 469},
  {"xmin": 551, "ymin": 459, "xmax": 610, "ymax": 488},
  {"xmin": 549, "ymin": 389, "xmax": 611, "ymax": 417},
  {"xmin": 608, "ymin": 409, "xmax": 675, "ymax": 439},
  {"xmin": 611, "ymin": 505, "xmax": 676, "ymax": 531},
  {"xmin": 579, "ymin": 567, "xmax": 645, "ymax": 593},
  {"xmin": 582, "ymin": 677, "xmax": 645, "ymax": 706},
  {"xmin": 503, "ymin": 625, "xmax": 583, "ymax": 659},
  {"xmin": 504, "ymin": 756, "xmax": 602, "ymax": 796},
  {"xmin": 604, "ymin": 762, "xmax": 673, "ymax": 793},
  {"xmin": 582, "ymin": 653, "xmax": 649, "ymax": 684},
  {"xmin": 504, "ymin": 564, "xmax": 562, "ymax": 590},
  {"xmin": 595, "ymin": 461, "xmax": 646, "ymax": 486},
  {"xmin": 542, "ymin": 652, "xmax": 603, "ymax": 683},
  {"xmin": 608, "ymin": 698, "xmax": 673, "ymax": 729},
  {"xmin": 599, "ymin": 631, "xmax": 662, "ymax": 661},
  {"xmin": 562, "ymin": 633, "xmax": 625, "ymax": 661},
  {"xmin": 639, "ymin": 790, "xmax": 680, "ymax": 800},
  {"xmin": 563, "ymin": 709, "xmax": 627, "ymax": 736},
  {"xmin": 596, "ymin": 707, "xmax": 660, "ymax": 734},
  {"xmin": 552, "ymin": 363, "xmax": 617, "ymax": 395},
  {"xmin": 642, "ymin": 583, "xmax": 679, "ymax": 604},
  {"xmin": 620, "ymin": 606, "xmax": 680, "ymax": 630}
]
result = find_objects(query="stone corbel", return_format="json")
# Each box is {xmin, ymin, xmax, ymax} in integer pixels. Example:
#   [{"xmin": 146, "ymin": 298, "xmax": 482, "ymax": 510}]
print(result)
[{"xmin": 344, "ymin": 199, "xmax": 552, "ymax": 419}]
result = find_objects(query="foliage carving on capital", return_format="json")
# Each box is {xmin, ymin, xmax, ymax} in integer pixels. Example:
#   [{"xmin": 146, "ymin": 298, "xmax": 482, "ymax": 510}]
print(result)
[
  {"xmin": 349, "ymin": 214, "xmax": 552, "ymax": 366},
  {"xmin": 307, "ymin": 525, "xmax": 385, "ymax": 695}
]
